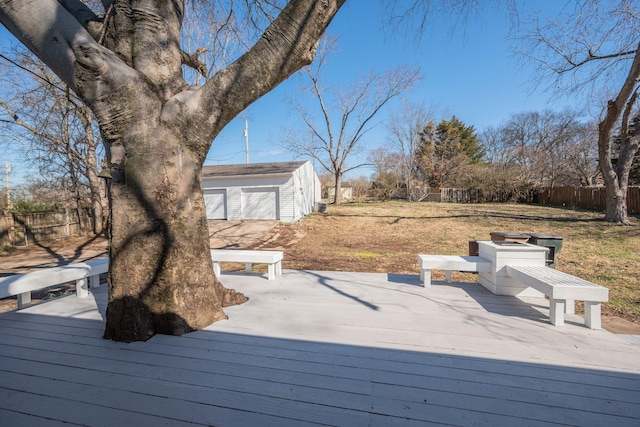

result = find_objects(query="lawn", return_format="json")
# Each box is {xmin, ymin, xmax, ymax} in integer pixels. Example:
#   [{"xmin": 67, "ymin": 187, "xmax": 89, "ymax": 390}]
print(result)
[{"xmin": 263, "ymin": 201, "xmax": 640, "ymax": 323}]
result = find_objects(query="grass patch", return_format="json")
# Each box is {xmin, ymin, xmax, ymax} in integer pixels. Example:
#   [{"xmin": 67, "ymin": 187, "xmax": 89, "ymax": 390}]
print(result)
[{"xmin": 349, "ymin": 250, "xmax": 383, "ymax": 259}]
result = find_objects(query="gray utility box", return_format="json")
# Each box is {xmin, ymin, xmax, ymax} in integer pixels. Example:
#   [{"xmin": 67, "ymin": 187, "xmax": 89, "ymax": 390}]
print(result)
[{"xmin": 526, "ymin": 233, "xmax": 563, "ymax": 268}]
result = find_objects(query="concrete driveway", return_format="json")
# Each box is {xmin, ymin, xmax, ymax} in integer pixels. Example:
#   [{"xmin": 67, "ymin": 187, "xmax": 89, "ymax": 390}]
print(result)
[{"xmin": 208, "ymin": 220, "xmax": 278, "ymax": 249}]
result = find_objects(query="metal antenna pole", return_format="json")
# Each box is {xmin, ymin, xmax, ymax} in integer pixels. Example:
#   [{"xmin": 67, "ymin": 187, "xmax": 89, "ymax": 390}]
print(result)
[{"xmin": 244, "ymin": 119, "xmax": 249, "ymax": 164}]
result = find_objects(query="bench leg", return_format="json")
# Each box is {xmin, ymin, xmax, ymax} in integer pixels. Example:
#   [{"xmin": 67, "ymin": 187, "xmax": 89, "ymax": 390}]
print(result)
[
  {"xmin": 212, "ymin": 262, "xmax": 221, "ymax": 278},
  {"xmin": 565, "ymin": 299, "xmax": 575, "ymax": 314},
  {"xmin": 584, "ymin": 302, "xmax": 602, "ymax": 330},
  {"xmin": 76, "ymin": 277, "xmax": 88, "ymax": 298},
  {"xmin": 445, "ymin": 270, "xmax": 452, "ymax": 283},
  {"xmin": 421, "ymin": 269, "xmax": 431, "ymax": 287},
  {"xmin": 548, "ymin": 299, "xmax": 565, "ymax": 326},
  {"xmin": 89, "ymin": 274, "xmax": 100, "ymax": 289},
  {"xmin": 275, "ymin": 260, "xmax": 282, "ymax": 276},
  {"xmin": 267, "ymin": 264, "xmax": 275, "ymax": 280},
  {"xmin": 245, "ymin": 263, "xmax": 253, "ymax": 273},
  {"xmin": 17, "ymin": 292, "xmax": 31, "ymax": 310}
]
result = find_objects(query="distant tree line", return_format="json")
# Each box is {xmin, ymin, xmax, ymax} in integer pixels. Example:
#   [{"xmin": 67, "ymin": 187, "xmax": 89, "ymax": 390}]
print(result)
[{"xmin": 339, "ymin": 108, "xmax": 636, "ymax": 204}]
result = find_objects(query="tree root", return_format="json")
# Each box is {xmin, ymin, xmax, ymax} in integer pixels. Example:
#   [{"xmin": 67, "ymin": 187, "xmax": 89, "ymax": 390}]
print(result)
[{"xmin": 212, "ymin": 278, "xmax": 249, "ymax": 307}]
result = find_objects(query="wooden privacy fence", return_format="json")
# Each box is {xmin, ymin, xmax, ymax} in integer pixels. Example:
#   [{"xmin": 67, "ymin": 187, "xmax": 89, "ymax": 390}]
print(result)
[
  {"xmin": 536, "ymin": 186, "xmax": 640, "ymax": 214},
  {"xmin": 439, "ymin": 186, "xmax": 639, "ymax": 214},
  {"xmin": 0, "ymin": 210, "xmax": 80, "ymax": 247}
]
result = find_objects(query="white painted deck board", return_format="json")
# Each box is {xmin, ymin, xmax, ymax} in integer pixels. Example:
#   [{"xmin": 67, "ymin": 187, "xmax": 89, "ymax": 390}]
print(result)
[
  {"xmin": 1, "ymin": 270, "xmax": 639, "ymax": 426},
  {"xmin": 0, "ymin": 408, "xmax": 78, "ymax": 427}
]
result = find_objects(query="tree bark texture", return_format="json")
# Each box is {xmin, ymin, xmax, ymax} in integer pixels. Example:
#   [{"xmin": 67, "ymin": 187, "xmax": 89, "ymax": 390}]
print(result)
[
  {"xmin": 1, "ymin": 0, "xmax": 345, "ymax": 341},
  {"xmin": 597, "ymin": 44, "xmax": 640, "ymax": 225}
]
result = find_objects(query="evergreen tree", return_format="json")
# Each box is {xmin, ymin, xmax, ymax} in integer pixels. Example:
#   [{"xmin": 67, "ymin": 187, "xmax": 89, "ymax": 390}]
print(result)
[{"xmin": 414, "ymin": 116, "xmax": 485, "ymax": 187}]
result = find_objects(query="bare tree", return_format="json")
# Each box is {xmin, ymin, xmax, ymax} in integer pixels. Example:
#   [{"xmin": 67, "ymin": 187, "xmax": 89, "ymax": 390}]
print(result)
[
  {"xmin": 0, "ymin": 51, "xmax": 106, "ymax": 234},
  {"xmin": 383, "ymin": 0, "xmax": 486, "ymax": 40},
  {"xmin": 369, "ymin": 147, "xmax": 403, "ymax": 201},
  {"xmin": 515, "ymin": 0, "xmax": 640, "ymax": 224},
  {"xmin": 386, "ymin": 101, "xmax": 437, "ymax": 201},
  {"xmin": 284, "ymin": 38, "xmax": 421, "ymax": 204},
  {"xmin": 0, "ymin": 0, "xmax": 346, "ymax": 342},
  {"xmin": 487, "ymin": 110, "xmax": 591, "ymax": 188}
]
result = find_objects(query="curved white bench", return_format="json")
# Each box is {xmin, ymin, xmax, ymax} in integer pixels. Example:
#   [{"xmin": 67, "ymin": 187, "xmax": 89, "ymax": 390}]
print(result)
[
  {"xmin": 0, "ymin": 258, "xmax": 108, "ymax": 309},
  {"xmin": 210, "ymin": 250, "xmax": 283, "ymax": 280},
  {"xmin": 418, "ymin": 255, "xmax": 492, "ymax": 287},
  {"xmin": 0, "ymin": 264, "xmax": 90, "ymax": 309}
]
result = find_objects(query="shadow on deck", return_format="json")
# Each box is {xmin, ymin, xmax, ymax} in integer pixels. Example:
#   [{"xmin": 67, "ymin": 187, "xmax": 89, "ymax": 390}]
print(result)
[{"xmin": 1, "ymin": 270, "xmax": 639, "ymax": 426}]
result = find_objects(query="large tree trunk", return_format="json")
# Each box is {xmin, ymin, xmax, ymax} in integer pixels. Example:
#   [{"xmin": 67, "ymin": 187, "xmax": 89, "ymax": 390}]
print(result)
[
  {"xmin": 602, "ymin": 174, "xmax": 629, "ymax": 224},
  {"xmin": 0, "ymin": 0, "xmax": 345, "ymax": 342},
  {"xmin": 333, "ymin": 171, "xmax": 343, "ymax": 205},
  {"xmin": 103, "ymin": 124, "xmax": 238, "ymax": 342},
  {"xmin": 597, "ymin": 45, "xmax": 640, "ymax": 225}
]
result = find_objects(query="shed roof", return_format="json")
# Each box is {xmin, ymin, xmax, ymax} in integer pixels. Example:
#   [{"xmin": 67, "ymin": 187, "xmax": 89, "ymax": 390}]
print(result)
[{"xmin": 202, "ymin": 161, "xmax": 307, "ymax": 178}]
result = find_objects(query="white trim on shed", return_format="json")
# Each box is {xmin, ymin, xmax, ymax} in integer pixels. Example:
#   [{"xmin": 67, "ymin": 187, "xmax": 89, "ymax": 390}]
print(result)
[{"xmin": 202, "ymin": 161, "xmax": 320, "ymax": 223}]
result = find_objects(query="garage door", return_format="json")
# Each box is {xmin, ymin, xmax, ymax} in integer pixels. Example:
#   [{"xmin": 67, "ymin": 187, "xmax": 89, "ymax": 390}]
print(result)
[
  {"xmin": 204, "ymin": 189, "xmax": 227, "ymax": 220},
  {"xmin": 242, "ymin": 188, "xmax": 278, "ymax": 220}
]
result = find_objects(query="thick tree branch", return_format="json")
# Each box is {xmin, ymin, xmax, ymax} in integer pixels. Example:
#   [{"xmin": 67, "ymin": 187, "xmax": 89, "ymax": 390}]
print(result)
[
  {"xmin": 599, "ymin": 44, "xmax": 640, "ymax": 148},
  {"xmin": 0, "ymin": 0, "xmax": 93, "ymax": 89},
  {"xmin": 57, "ymin": 0, "xmax": 104, "ymax": 40},
  {"xmin": 181, "ymin": 47, "xmax": 209, "ymax": 78},
  {"xmin": 559, "ymin": 47, "xmax": 637, "ymax": 72},
  {"xmin": 192, "ymin": 0, "xmax": 346, "ymax": 145}
]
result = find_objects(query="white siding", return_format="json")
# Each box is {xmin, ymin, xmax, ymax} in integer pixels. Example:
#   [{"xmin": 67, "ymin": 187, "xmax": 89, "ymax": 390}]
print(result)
[
  {"xmin": 201, "ymin": 161, "xmax": 320, "ymax": 222},
  {"xmin": 279, "ymin": 178, "xmax": 295, "ymax": 223},
  {"xmin": 297, "ymin": 162, "xmax": 319, "ymax": 218}
]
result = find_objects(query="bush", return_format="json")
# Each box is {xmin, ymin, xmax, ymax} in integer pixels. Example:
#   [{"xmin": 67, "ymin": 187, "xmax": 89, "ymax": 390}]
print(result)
[
  {"xmin": 0, "ymin": 245, "xmax": 16, "ymax": 255},
  {"xmin": 8, "ymin": 199, "xmax": 56, "ymax": 213}
]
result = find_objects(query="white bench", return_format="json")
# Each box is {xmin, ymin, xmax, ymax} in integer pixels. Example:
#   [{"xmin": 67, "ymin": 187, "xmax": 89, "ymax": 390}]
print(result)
[
  {"xmin": 0, "ymin": 258, "xmax": 108, "ymax": 309},
  {"xmin": 83, "ymin": 258, "xmax": 109, "ymax": 288},
  {"xmin": 418, "ymin": 255, "xmax": 493, "ymax": 287},
  {"xmin": 210, "ymin": 250, "xmax": 283, "ymax": 280},
  {"xmin": 505, "ymin": 265, "xmax": 608, "ymax": 329},
  {"xmin": 0, "ymin": 264, "xmax": 90, "ymax": 309}
]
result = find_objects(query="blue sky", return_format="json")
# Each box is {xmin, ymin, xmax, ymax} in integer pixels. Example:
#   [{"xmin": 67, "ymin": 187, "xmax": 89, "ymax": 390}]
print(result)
[
  {"xmin": 1, "ymin": 1, "xmax": 575, "ymax": 185},
  {"xmin": 208, "ymin": 1, "xmax": 574, "ymax": 177}
]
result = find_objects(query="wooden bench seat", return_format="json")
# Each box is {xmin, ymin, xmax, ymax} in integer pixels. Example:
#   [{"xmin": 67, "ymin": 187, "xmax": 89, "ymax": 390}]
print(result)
[
  {"xmin": 505, "ymin": 265, "xmax": 608, "ymax": 329},
  {"xmin": 210, "ymin": 249, "xmax": 283, "ymax": 280},
  {"xmin": 417, "ymin": 255, "xmax": 492, "ymax": 287}
]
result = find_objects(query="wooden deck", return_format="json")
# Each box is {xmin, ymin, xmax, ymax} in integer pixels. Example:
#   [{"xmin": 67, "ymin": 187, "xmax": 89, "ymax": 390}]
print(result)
[{"xmin": 1, "ymin": 270, "xmax": 639, "ymax": 426}]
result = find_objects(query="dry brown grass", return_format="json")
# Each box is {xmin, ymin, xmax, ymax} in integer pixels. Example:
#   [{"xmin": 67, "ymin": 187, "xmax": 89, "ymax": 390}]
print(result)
[{"xmin": 259, "ymin": 201, "xmax": 640, "ymax": 323}]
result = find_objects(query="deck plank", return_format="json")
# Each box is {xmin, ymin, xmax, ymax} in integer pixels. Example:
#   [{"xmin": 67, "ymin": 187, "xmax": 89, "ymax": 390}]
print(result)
[{"xmin": 1, "ymin": 269, "xmax": 639, "ymax": 426}]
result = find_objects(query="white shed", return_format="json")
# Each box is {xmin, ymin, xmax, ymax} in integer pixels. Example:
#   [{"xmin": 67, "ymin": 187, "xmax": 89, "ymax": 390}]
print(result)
[{"xmin": 201, "ymin": 161, "xmax": 321, "ymax": 223}]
